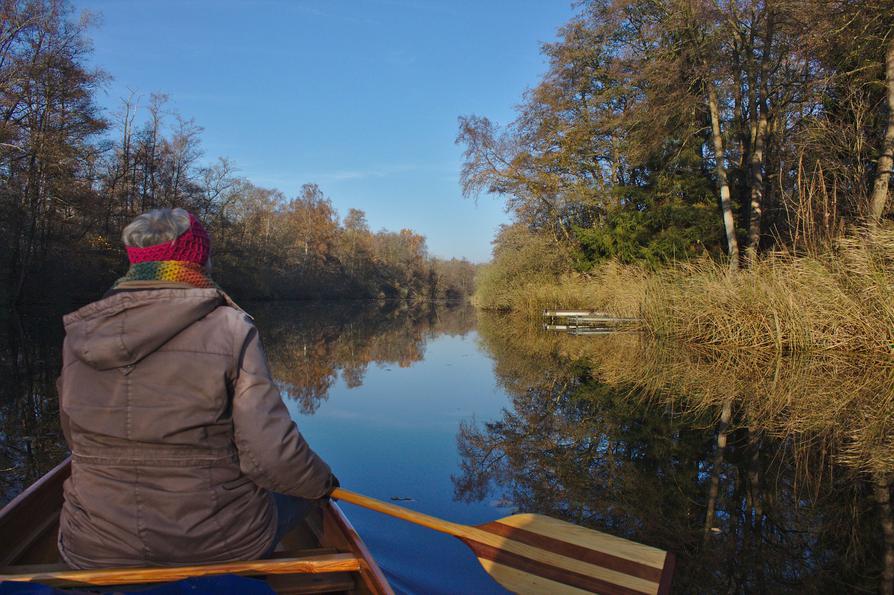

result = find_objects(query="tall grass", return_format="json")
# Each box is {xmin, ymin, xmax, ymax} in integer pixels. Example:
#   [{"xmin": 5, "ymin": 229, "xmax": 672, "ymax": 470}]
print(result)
[{"xmin": 477, "ymin": 230, "xmax": 894, "ymax": 355}]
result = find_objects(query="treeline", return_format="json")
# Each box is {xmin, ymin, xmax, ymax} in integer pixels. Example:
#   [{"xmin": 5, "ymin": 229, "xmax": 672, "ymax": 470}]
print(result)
[
  {"xmin": 0, "ymin": 1, "xmax": 476, "ymax": 305},
  {"xmin": 459, "ymin": 0, "xmax": 893, "ymax": 301}
]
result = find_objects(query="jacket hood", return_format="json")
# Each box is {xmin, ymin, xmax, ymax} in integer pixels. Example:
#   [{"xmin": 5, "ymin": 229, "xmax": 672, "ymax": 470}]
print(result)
[{"xmin": 63, "ymin": 288, "xmax": 224, "ymax": 371}]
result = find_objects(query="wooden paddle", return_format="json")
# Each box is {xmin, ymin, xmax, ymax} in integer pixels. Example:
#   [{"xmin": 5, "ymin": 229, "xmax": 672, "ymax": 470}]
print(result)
[{"xmin": 331, "ymin": 488, "xmax": 675, "ymax": 595}]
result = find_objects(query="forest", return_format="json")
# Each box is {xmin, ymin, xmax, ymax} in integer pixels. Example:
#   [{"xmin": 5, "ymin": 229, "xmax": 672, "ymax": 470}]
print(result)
[
  {"xmin": 460, "ymin": 0, "xmax": 894, "ymax": 347},
  {"xmin": 0, "ymin": 1, "xmax": 477, "ymax": 306}
]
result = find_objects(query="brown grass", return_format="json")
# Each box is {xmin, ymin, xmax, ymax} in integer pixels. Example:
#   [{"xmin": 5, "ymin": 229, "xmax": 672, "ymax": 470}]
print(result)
[{"xmin": 478, "ymin": 229, "xmax": 894, "ymax": 356}]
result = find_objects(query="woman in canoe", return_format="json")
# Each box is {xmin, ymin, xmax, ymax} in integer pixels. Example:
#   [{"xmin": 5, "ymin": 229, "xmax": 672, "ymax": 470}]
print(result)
[{"xmin": 56, "ymin": 208, "xmax": 338, "ymax": 568}]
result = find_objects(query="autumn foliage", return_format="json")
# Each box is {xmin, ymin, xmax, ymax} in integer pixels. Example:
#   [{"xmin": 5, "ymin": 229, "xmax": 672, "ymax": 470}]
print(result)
[
  {"xmin": 0, "ymin": 1, "xmax": 476, "ymax": 305},
  {"xmin": 460, "ymin": 0, "xmax": 894, "ymax": 305}
]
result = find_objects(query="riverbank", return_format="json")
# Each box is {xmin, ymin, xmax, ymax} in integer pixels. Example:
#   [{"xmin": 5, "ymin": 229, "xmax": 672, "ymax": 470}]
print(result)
[{"xmin": 474, "ymin": 229, "xmax": 894, "ymax": 356}]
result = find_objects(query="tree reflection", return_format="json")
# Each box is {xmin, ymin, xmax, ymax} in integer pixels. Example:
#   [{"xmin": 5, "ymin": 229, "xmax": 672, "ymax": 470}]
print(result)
[
  {"xmin": 0, "ymin": 310, "xmax": 69, "ymax": 505},
  {"xmin": 0, "ymin": 302, "xmax": 475, "ymax": 506},
  {"xmin": 254, "ymin": 302, "xmax": 475, "ymax": 413},
  {"xmin": 460, "ymin": 313, "xmax": 894, "ymax": 593}
]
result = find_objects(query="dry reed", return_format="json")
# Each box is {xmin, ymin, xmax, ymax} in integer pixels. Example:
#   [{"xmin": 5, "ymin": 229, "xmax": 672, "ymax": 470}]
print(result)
[{"xmin": 482, "ymin": 229, "xmax": 894, "ymax": 356}]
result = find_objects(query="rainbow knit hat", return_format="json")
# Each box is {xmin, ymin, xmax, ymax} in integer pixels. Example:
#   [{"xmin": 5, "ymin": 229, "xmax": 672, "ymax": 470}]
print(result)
[{"xmin": 125, "ymin": 212, "xmax": 211, "ymax": 265}]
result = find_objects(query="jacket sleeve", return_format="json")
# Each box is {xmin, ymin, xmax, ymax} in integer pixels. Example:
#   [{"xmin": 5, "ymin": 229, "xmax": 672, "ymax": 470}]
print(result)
[
  {"xmin": 231, "ymin": 322, "xmax": 334, "ymax": 499},
  {"xmin": 56, "ymin": 375, "xmax": 72, "ymax": 448}
]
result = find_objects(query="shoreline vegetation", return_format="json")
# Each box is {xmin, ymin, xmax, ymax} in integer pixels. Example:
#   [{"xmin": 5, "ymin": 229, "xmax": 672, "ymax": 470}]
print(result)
[
  {"xmin": 456, "ymin": 1, "xmax": 894, "ymax": 358},
  {"xmin": 474, "ymin": 229, "xmax": 894, "ymax": 356}
]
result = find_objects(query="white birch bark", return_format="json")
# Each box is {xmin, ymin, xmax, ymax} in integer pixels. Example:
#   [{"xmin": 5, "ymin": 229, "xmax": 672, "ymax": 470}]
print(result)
[
  {"xmin": 869, "ymin": 37, "xmax": 894, "ymax": 224},
  {"xmin": 707, "ymin": 83, "xmax": 740, "ymax": 270}
]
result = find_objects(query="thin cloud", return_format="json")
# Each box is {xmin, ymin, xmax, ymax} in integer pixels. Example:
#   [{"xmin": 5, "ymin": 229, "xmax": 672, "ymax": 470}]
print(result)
[
  {"xmin": 247, "ymin": 163, "xmax": 417, "ymax": 192},
  {"xmin": 318, "ymin": 164, "xmax": 417, "ymax": 183}
]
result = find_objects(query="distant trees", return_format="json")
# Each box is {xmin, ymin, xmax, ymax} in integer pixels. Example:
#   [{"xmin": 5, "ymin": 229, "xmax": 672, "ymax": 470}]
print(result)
[
  {"xmin": 0, "ymin": 0, "xmax": 478, "ymax": 305},
  {"xmin": 429, "ymin": 257, "xmax": 478, "ymax": 301},
  {"xmin": 473, "ymin": 224, "xmax": 568, "ymax": 310},
  {"xmin": 202, "ymin": 178, "xmax": 476, "ymax": 301},
  {"xmin": 0, "ymin": 0, "xmax": 106, "ymax": 302},
  {"xmin": 459, "ymin": 0, "xmax": 894, "ymax": 277}
]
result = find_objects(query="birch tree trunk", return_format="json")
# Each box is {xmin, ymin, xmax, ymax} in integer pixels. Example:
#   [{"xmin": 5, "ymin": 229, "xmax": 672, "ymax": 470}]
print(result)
[
  {"xmin": 746, "ymin": 11, "xmax": 775, "ymax": 261},
  {"xmin": 707, "ymin": 83, "xmax": 740, "ymax": 270},
  {"xmin": 869, "ymin": 37, "xmax": 894, "ymax": 225},
  {"xmin": 704, "ymin": 397, "xmax": 733, "ymax": 538},
  {"xmin": 747, "ymin": 114, "xmax": 768, "ymax": 260},
  {"xmin": 875, "ymin": 473, "xmax": 894, "ymax": 595}
]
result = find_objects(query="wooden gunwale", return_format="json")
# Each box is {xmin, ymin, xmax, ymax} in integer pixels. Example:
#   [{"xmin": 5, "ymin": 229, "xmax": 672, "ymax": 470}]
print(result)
[
  {"xmin": 323, "ymin": 501, "xmax": 394, "ymax": 595},
  {"xmin": 0, "ymin": 457, "xmax": 392, "ymax": 594}
]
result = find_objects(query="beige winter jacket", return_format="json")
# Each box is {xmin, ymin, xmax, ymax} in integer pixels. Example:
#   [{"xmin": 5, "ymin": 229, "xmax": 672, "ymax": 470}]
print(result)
[{"xmin": 57, "ymin": 284, "xmax": 333, "ymax": 568}]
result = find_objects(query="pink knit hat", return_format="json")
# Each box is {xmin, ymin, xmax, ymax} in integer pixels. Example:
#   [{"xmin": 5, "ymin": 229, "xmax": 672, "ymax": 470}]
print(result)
[{"xmin": 126, "ymin": 212, "xmax": 211, "ymax": 265}]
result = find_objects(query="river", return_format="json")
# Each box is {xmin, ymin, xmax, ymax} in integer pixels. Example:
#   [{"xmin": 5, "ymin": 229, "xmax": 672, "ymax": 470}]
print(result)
[{"xmin": 2, "ymin": 301, "xmax": 893, "ymax": 593}]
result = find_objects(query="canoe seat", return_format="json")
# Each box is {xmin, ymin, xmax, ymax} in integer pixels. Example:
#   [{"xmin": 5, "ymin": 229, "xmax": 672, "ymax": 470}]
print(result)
[
  {"xmin": 1, "ymin": 458, "xmax": 392, "ymax": 593},
  {"xmin": 0, "ymin": 566, "xmax": 359, "ymax": 595},
  {"xmin": 0, "ymin": 553, "xmax": 364, "ymax": 589}
]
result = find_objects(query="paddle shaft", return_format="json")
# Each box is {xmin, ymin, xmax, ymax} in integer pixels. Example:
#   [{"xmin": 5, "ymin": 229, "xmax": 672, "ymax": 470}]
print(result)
[{"xmin": 331, "ymin": 488, "xmax": 475, "ymax": 540}]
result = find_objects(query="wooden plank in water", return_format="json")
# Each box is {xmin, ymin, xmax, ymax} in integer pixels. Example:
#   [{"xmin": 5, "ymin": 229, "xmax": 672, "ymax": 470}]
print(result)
[
  {"xmin": 571, "ymin": 329, "xmax": 630, "ymax": 336},
  {"xmin": 543, "ymin": 310, "xmax": 611, "ymax": 317},
  {"xmin": 544, "ymin": 324, "xmax": 630, "ymax": 332},
  {"xmin": 570, "ymin": 316, "xmax": 640, "ymax": 324}
]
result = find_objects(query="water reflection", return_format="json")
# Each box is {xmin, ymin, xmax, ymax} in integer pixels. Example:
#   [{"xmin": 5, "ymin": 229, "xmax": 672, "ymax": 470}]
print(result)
[
  {"xmin": 4, "ymin": 301, "xmax": 893, "ymax": 593},
  {"xmin": 463, "ymin": 313, "xmax": 894, "ymax": 593},
  {"xmin": 0, "ymin": 302, "xmax": 476, "ymax": 506},
  {"xmin": 0, "ymin": 310, "xmax": 68, "ymax": 504},
  {"xmin": 254, "ymin": 302, "xmax": 476, "ymax": 413}
]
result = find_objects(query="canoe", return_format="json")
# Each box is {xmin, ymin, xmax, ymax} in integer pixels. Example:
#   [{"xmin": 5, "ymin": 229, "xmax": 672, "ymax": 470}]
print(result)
[{"xmin": 0, "ymin": 457, "xmax": 393, "ymax": 594}]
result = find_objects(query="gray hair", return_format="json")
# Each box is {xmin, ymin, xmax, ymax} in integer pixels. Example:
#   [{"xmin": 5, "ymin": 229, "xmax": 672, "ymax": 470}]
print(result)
[{"xmin": 122, "ymin": 208, "xmax": 191, "ymax": 248}]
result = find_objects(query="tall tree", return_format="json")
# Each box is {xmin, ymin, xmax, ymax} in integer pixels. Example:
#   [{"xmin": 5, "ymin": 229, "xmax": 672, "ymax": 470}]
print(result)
[{"xmin": 0, "ymin": 0, "xmax": 106, "ymax": 303}]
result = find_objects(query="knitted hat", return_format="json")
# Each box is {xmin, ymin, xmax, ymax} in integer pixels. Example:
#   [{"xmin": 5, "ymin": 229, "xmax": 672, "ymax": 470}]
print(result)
[{"xmin": 126, "ymin": 212, "xmax": 211, "ymax": 265}]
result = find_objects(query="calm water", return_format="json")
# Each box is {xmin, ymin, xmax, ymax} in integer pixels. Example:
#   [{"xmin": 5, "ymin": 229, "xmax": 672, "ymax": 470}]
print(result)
[{"xmin": 2, "ymin": 301, "xmax": 893, "ymax": 593}]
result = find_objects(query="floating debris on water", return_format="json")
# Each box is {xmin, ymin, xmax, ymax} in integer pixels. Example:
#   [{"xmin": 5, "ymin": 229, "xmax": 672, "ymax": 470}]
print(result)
[{"xmin": 542, "ymin": 309, "xmax": 641, "ymax": 335}]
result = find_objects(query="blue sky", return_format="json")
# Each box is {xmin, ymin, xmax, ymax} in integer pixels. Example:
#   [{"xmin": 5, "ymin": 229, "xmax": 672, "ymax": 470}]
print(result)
[{"xmin": 71, "ymin": 0, "xmax": 577, "ymax": 262}]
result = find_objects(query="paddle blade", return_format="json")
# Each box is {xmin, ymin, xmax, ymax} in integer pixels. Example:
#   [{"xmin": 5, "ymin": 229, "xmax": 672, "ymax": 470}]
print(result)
[{"xmin": 464, "ymin": 514, "xmax": 674, "ymax": 595}]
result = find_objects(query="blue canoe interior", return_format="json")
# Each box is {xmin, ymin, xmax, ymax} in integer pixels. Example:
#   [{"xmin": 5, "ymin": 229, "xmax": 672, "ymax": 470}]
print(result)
[{"xmin": 0, "ymin": 457, "xmax": 393, "ymax": 594}]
